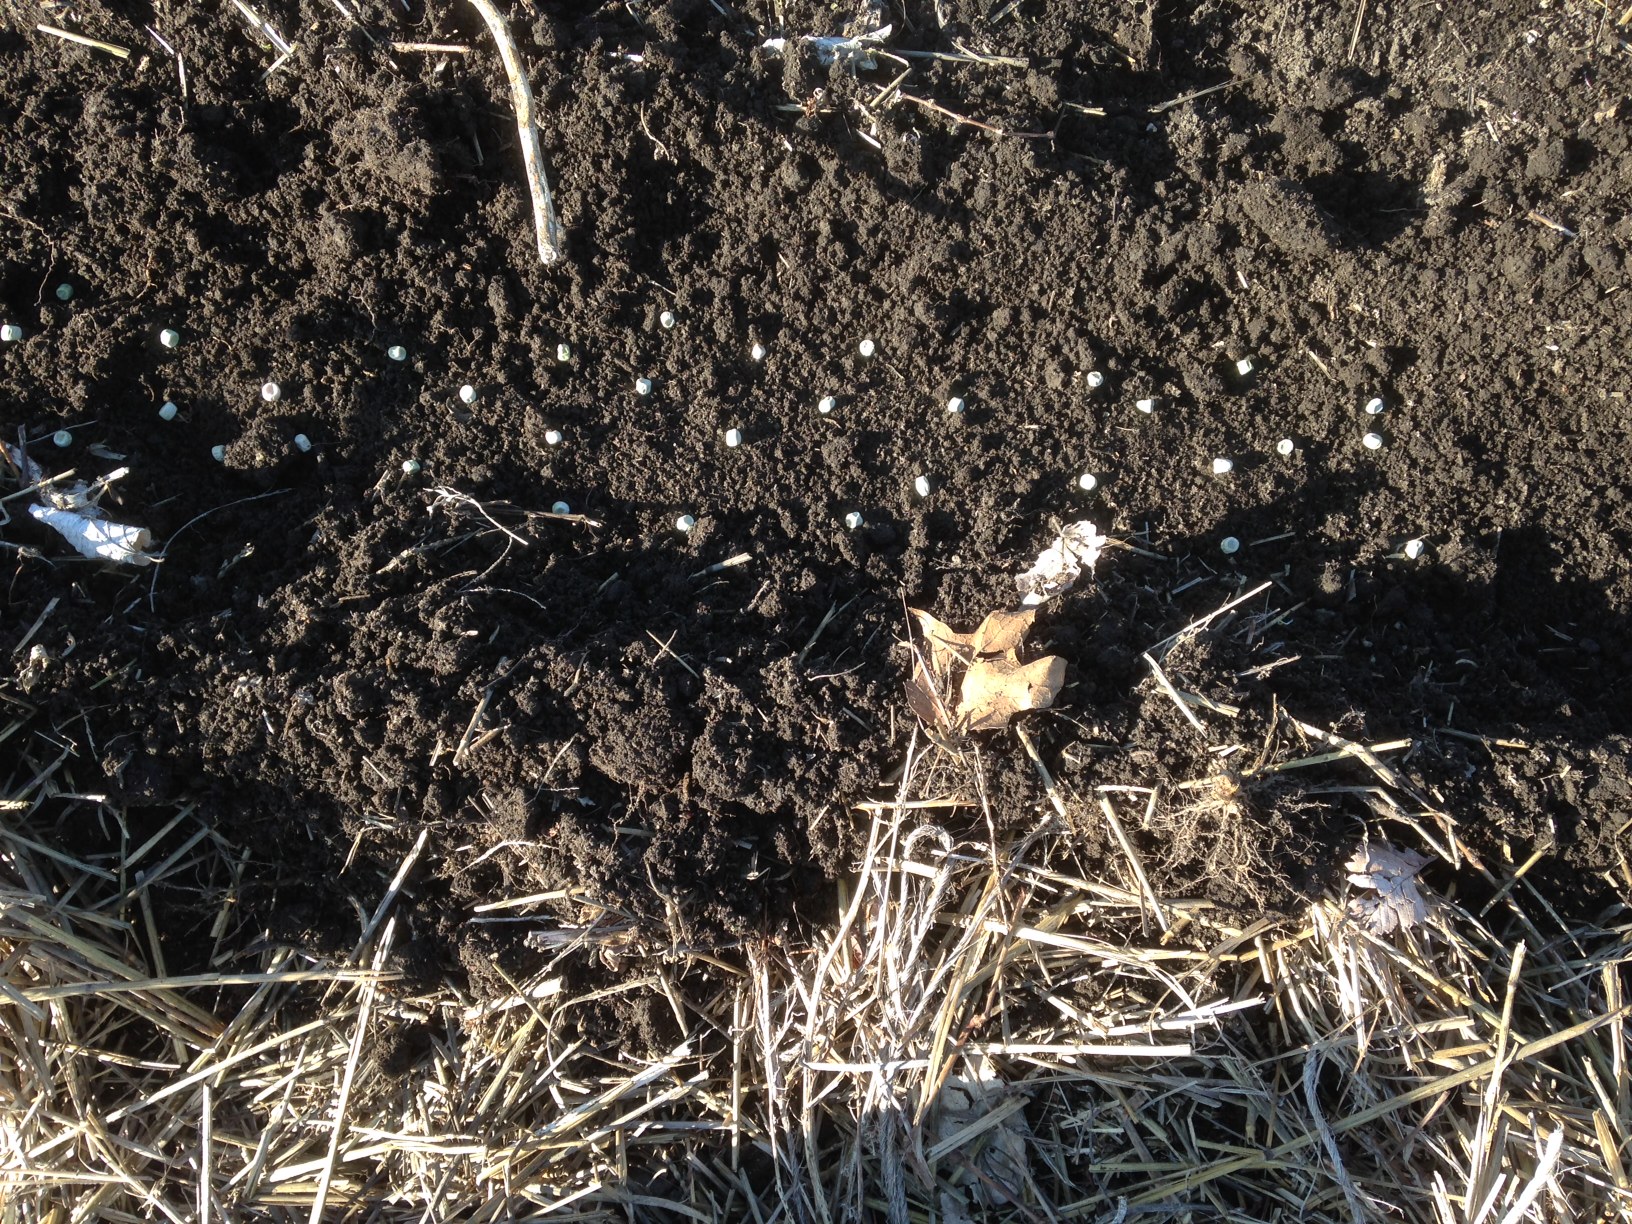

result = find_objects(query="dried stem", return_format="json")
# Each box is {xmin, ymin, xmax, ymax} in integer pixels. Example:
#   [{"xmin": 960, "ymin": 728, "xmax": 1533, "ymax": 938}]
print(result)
[{"xmin": 465, "ymin": 0, "xmax": 565, "ymax": 265}]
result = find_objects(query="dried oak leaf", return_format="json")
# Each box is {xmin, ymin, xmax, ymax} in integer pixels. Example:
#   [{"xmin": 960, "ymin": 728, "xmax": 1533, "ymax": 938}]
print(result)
[
  {"xmin": 909, "ymin": 608, "xmax": 974, "ymax": 686},
  {"xmin": 956, "ymin": 653, "xmax": 1066, "ymax": 733},
  {"xmin": 970, "ymin": 607, "xmax": 1036, "ymax": 656},
  {"xmin": 907, "ymin": 606, "xmax": 1065, "ymax": 734}
]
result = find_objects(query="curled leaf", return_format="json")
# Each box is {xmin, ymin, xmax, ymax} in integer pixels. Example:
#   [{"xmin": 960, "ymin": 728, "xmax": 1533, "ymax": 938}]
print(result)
[
  {"xmin": 909, "ymin": 607, "xmax": 973, "ymax": 685},
  {"xmin": 5, "ymin": 445, "xmax": 43, "ymax": 485},
  {"xmin": 903, "ymin": 672, "xmax": 946, "ymax": 729}
]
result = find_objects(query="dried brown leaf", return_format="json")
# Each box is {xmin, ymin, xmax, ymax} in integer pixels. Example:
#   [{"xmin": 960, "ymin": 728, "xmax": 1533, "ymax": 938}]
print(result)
[
  {"xmin": 970, "ymin": 607, "xmax": 1037, "ymax": 657},
  {"xmin": 909, "ymin": 607, "xmax": 973, "ymax": 685},
  {"xmin": 956, "ymin": 654, "xmax": 1067, "ymax": 733},
  {"xmin": 903, "ymin": 673, "xmax": 946, "ymax": 729}
]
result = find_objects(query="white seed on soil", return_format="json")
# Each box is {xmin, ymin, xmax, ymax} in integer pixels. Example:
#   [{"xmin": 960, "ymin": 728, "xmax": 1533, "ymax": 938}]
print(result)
[
  {"xmin": 1, "ymin": 324, "xmax": 23, "ymax": 342},
  {"xmin": 660, "ymin": 310, "xmax": 676, "ymax": 330},
  {"xmin": 552, "ymin": 501, "xmax": 570, "ymax": 515},
  {"xmin": 844, "ymin": 511, "xmax": 864, "ymax": 530},
  {"xmin": 159, "ymin": 328, "xmax": 180, "ymax": 349},
  {"xmin": 159, "ymin": 401, "xmax": 179, "ymax": 422},
  {"xmin": 1403, "ymin": 538, "xmax": 1426, "ymax": 560},
  {"xmin": 387, "ymin": 345, "xmax": 408, "ymax": 362},
  {"xmin": 914, "ymin": 475, "xmax": 931, "ymax": 498},
  {"xmin": 52, "ymin": 430, "xmax": 72, "ymax": 449},
  {"xmin": 544, "ymin": 428, "xmax": 564, "ymax": 446},
  {"xmin": 724, "ymin": 428, "xmax": 743, "ymax": 447},
  {"xmin": 261, "ymin": 381, "xmax": 281, "ymax": 402},
  {"xmin": 675, "ymin": 513, "xmax": 696, "ymax": 533},
  {"xmin": 750, "ymin": 342, "xmax": 766, "ymax": 362},
  {"xmin": 1220, "ymin": 536, "xmax": 1241, "ymax": 555},
  {"xmin": 858, "ymin": 338, "xmax": 876, "ymax": 358},
  {"xmin": 1362, "ymin": 432, "xmax": 1384, "ymax": 450},
  {"xmin": 556, "ymin": 342, "xmax": 572, "ymax": 362},
  {"xmin": 1211, "ymin": 457, "xmax": 1234, "ymax": 475},
  {"xmin": 1276, "ymin": 437, "xmax": 1295, "ymax": 456},
  {"xmin": 818, "ymin": 395, "xmax": 836, "ymax": 415},
  {"xmin": 1077, "ymin": 472, "xmax": 1098, "ymax": 491},
  {"xmin": 458, "ymin": 384, "xmax": 477, "ymax": 404},
  {"xmin": 293, "ymin": 433, "xmax": 312, "ymax": 453},
  {"xmin": 401, "ymin": 458, "xmax": 422, "ymax": 475},
  {"xmin": 55, "ymin": 284, "xmax": 73, "ymax": 302},
  {"xmin": 635, "ymin": 377, "xmax": 653, "ymax": 396},
  {"xmin": 1235, "ymin": 357, "xmax": 1254, "ymax": 377},
  {"xmin": 1135, "ymin": 397, "xmax": 1156, "ymax": 414},
  {"xmin": 1364, "ymin": 397, "xmax": 1386, "ymax": 415},
  {"xmin": 1086, "ymin": 370, "xmax": 1105, "ymax": 389},
  {"xmin": 212, "ymin": 445, "xmax": 228, "ymax": 462},
  {"xmin": 946, "ymin": 396, "xmax": 965, "ymax": 415}
]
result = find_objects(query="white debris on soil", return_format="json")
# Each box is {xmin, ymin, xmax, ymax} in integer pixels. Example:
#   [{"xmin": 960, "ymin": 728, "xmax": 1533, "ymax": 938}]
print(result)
[
  {"xmin": 761, "ymin": 17, "xmax": 892, "ymax": 71},
  {"xmin": 1015, "ymin": 519, "xmax": 1106, "ymax": 606},
  {"xmin": 6, "ymin": 446, "xmax": 156, "ymax": 566},
  {"xmin": 27, "ymin": 504, "xmax": 154, "ymax": 565},
  {"xmin": 1346, "ymin": 842, "xmax": 1432, "ymax": 934}
]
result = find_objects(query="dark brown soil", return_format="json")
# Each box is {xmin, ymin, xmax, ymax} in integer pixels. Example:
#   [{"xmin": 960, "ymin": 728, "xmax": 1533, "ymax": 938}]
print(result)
[{"xmin": 3, "ymin": 0, "xmax": 1629, "ymax": 984}]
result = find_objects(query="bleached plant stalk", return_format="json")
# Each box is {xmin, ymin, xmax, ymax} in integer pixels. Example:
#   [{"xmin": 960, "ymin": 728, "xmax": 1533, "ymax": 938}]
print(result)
[{"xmin": 465, "ymin": 0, "xmax": 565, "ymax": 265}]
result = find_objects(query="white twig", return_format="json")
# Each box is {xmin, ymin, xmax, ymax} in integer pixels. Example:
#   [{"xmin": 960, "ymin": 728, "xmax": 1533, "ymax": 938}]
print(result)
[{"xmin": 465, "ymin": 0, "xmax": 565, "ymax": 265}]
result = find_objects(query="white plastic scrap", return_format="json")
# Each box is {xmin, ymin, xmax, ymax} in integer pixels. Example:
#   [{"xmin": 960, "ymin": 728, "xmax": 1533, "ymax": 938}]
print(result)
[
  {"xmin": 7, "ymin": 445, "xmax": 155, "ymax": 566},
  {"xmin": 1015, "ymin": 520, "xmax": 1106, "ymax": 606},
  {"xmin": 1346, "ymin": 842, "xmax": 1431, "ymax": 934},
  {"xmin": 813, "ymin": 28, "xmax": 890, "ymax": 67}
]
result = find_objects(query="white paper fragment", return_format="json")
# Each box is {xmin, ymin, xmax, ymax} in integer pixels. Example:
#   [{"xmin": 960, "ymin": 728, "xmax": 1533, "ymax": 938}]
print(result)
[
  {"xmin": 9, "ymin": 448, "xmax": 155, "ymax": 566},
  {"xmin": 1015, "ymin": 520, "xmax": 1106, "ymax": 606},
  {"xmin": 1346, "ymin": 842, "xmax": 1431, "ymax": 934},
  {"xmin": 27, "ymin": 504, "xmax": 155, "ymax": 566}
]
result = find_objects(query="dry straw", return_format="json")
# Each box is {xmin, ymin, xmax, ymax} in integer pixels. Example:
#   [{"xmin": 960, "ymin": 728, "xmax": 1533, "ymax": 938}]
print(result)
[{"xmin": 2, "ymin": 608, "xmax": 1629, "ymax": 1220}]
